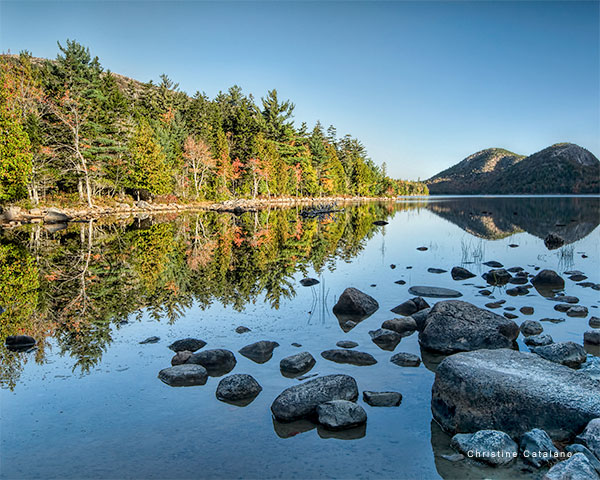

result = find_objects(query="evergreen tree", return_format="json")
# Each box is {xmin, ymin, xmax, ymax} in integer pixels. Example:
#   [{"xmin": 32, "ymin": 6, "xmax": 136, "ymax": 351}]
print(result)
[{"xmin": 0, "ymin": 105, "xmax": 33, "ymax": 201}]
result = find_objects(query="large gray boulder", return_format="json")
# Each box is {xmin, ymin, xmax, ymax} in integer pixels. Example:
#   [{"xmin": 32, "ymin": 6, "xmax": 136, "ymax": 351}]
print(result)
[
  {"xmin": 186, "ymin": 349, "xmax": 236, "ymax": 376},
  {"xmin": 565, "ymin": 445, "xmax": 600, "ymax": 474},
  {"xmin": 44, "ymin": 208, "xmax": 70, "ymax": 224},
  {"xmin": 431, "ymin": 349, "xmax": 600, "ymax": 442},
  {"xmin": 576, "ymin": 418, "xmax": 600, "ymax": 460},
  {"xmin": 271, "ymin": 374, "xmax": 359, "ymax": 422},
  {"xmin": 158, "ymin": 364, "xmax": 208, "ymax": 387},
  {"xmin": 543, "ymin": 453, "xmax": 600, "ymax": 480},
  {"xmin": 215, "ymin": 374, "xmax": 262, "ymax": 402},
  {"xmin": 532, "ymin": 342, "xmax": 587, "ymax": 368},
  {"xmin": 316, "ymin": 400, "xmax": 367, "ymax": 430},
  {"xmin": 418, "ymin": 300, "xmax": 519, "ymax": 354},
  {"xmin": 450, "ymin": 430, "xmax": 518, "ymax": 466},
  {"xmin": 332, "ymin": 288, "xmax": 379, "ymax": 316}
]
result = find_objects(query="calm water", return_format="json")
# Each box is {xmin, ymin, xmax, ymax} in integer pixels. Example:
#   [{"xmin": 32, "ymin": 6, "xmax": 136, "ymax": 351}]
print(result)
[{"xmin": 1, "ymin": 196, "xmax": 599, "ymax": 480}]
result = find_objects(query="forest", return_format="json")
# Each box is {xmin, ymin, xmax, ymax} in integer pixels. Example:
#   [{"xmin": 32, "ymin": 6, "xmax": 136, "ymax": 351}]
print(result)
[{"xmin": 0, "ymin": 41, "xmax": 428, "ymax": 207}]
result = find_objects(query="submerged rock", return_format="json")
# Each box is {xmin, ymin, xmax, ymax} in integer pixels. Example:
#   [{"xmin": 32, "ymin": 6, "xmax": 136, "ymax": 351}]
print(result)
[
  {"xmin": 552, "ymin": 295, "xmax": 580, "ymax": 304},
  {"xmin": 5, "ymin": 335, "xmax": 36, "ymax": 351},
  {"xmin": 270, "ymin": 374, "xmax": 359, "ymax": 422},
  {"xmin": 215, "ymin": 374, "xmax": 262, "ymax": 402},
  {"xmin": 390, "ymin": 296, "xmax": 430, "ymax": 316},
  {"xmin": 567, "ymin": 306, "xmax": 589, "ymax": 318},
  {"xmin": 590, "ymin": 316, "xmax": 600, "ymax": 328},
  {"xmin": 519, "ymin": 428, "xmax": 559, "ymax": 468},
  {"xmin": 431, "ymin": 349, "xmax": 600, "ymax": 441},
  {"xmin": 316, "ymin": 400, "xmax": 367, "ymax": 430},
  {"xmin": 584, "ymin": 330, "xmax": 600, "ymax": 345},
  {"xmin": 362, "ymin": 391, "xmax": 402, "ymax": 407},
  {"xmin": 532, "ymin": 342, "xmax": 587, "ymax": 368},
  {"xmin": 168, "ymin": 338, "xmax": 206, "ymax": 353},
  {"xmin": 407, "ymin": 286, "xmax": 462, "ymax": 298},
  {"xmin": 332, "ymin": 288, "xmax": 379, "ymax": 316},
  {"xmin": 300, "ymin": 278, "xmax": 319, "ymax": 287},
  {"xmin": 320, "ymin": 349, "xmax": 377, "ymax": 366},
  {"xmin": 235, "ymin": 326, "xmax": 251, "ymax": 334},
  {"xmin": 390, "ymin": 352, "xmax": 421, "ymax": 367},
  {"xmin": 427, "ymin": 268, "xmax": 447, "ymax": 274},
  {"xmin": 418, "ymin": 300, "xmax": 519, "ymax": 354},
  {"xmin": 186, "ymin": 349, "xmax": 237, "ymax": 376},
  {"xmin": 483, "ymin": 261, "xmax": 504, "ymax": 268},
  {"xmin": 543, "ymin": 453, "xmax": 600, "ymax": 480},
  {"xmin": 139, "ymin": 336, "xmax": 160, "ymax": 344},
  {"xmin": 280, "ymin": 352, "xmax": 316, "ymax": 375},
  {"xmin": 238, "ymin": 340, "xmax": 279, "ymax": 364},
  {"xmin": 451, "ymin": 266, "xmax": 475, "ymax": 280},
  {"xmin": 158, "ymin": 364, "xmax": 208, "ymax": 387},
  {"xmin": 451, "ymin": 430, "xmax": 518, "ymax": 466},
  {"xmin": 336, "ymin": 340, "xmax": 358, "ymax": 349}
]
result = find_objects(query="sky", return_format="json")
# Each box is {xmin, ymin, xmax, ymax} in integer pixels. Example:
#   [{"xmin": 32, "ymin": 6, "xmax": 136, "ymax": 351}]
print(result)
[{"xmin": 1, "ymin": 0, "xmax": 598, "ymax": 180}]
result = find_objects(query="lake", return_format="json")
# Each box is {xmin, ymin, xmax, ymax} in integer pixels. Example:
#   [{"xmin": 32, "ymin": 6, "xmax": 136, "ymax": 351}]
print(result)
[{"xmin": 1, "ymin": 196, "xmax": 599, "ymax": 480}]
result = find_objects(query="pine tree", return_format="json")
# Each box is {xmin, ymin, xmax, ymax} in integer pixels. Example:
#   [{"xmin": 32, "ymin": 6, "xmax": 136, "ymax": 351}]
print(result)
[
  {"xmin": 127, "ymin": 122, "xmax": 171, "ymax": 197},
  {"xmin": 0, "ymin": 105, "xmax": 33, "ymax": 201}
]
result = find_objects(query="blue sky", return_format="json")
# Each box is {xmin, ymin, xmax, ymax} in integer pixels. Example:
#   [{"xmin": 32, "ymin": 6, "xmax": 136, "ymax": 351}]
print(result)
[{"xmin": 1, "ymin": 0, "xmax": 598, "ymax": 179}]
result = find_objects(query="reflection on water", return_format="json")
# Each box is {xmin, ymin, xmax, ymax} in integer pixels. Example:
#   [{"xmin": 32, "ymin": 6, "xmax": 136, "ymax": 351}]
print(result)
[
  {"xmin": 427, "ymin": 196, "xmax": 600, "ymax": 242},
  {"xmin": 1, "ymin": 196, "xmax": 599, "ymax": 480}
]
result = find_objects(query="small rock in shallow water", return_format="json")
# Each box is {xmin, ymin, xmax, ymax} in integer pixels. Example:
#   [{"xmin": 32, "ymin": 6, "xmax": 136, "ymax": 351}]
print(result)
[
  {"xmin": 509, "ymin": 276, "xmax": 529, "ymax": 285},
  {"xmin": 369, "ymin": 328, "xmax": 402, "ymax": 351},
  {"xmin": 544, "ymin": 233, "xmax": 565, "ymax": 250},
  {"xmin": 332, "ymin": 288, "xmax": 379, "ymax": 316},
  {"xmin": 540, "ymin": 317, "xmax": 565, "ymax": 323},
  {"xmin": 483, "ymin": 261, "xmax": 504, "ymax": 268},
  {"xmin": 390, "ymin": 352, "xmax": 421, "ymax": 367},
  {"xmin": 139, "ymin": 336, "xmax": 160, "ymax": 344},
  {"xmin": 479, "ymin": 289, "xmax": 492, "ymax": 296},
  {"xmin": 524, "ymin": 334, "xmax": 554, "ymax": 347},
  {"xmin": 407, "ymin": 286, "xmax": 462, "ymax": 298},
  {"xmin": 168, "ymin": 338, "xmax": 206, "ymax": 352},
  {"xmin": 451, "ymin": 266, "xmax": 475, "ymax": 280},
  {"xmin": 416, "ymin": 246, "xmax": 428, "ymax": 251},
  {"xmin": 321, "ymin": 349, "xmax": 377, "ymax": 366},
  {"xmin": 235, "ymin": 326, "xmax": 251, "ymax": 334},
  {"xmin": 280, "ymin": 352, "xmax": 316, "ymax": 375},
  {"xmin": 216, "ymin": 374, "xmax": 262, "ymax": 402},
  {"xmin": 171, "ymin": 350, "xmax": 193, "ymax": 365},
  {"xmin": 543, "ymin": 453, "xmax": 599, "ymax": 480},
  {"xmin": 520, "ymin": 306, "xmax": 534, "ymax": 315},
  {"xmin": 291, "ymin": 342, "xmax": 302, "ymax": 347},
  {"xmin": 317, "ymin": 400, "xmax": 367, "ymax": 430},
  {"xmin": 381, "ymin": 317, "xmax": 417, "ymax": 336},
  {"xmin": 186, "ymin": 349, "xmax": 237, "ymax": 376},
  {"xmin": 507, "ymin": 286, "xmax": 529, "ymax": 296},
  {"xmin": 158, "ymin": 364, "xmax": 208, "ymax": 387},
  {"xmin": 532, "ymin": 341, "xmax": 587, "ymax": 368},
  {"xmin": 570, "ymin": 274, "xmax": 588, "ymax": 282},
  {"xmin": 336, "ymin": 340, "xmax": 358, "ymax": 349},
  {"xmin": 531, "ymin": 269, "xmax": 565, "ymax": 296},
  {"xmin": 584, "ymin": 330, "xmax": 600, "ymax": 345},
  {"xmin": 520, "ymin": 320, "xmax": 543, "ymax": 336},
  {"xmin": 519, "ymin": 428, "xmax": 559, "ymax": 468},
  {"xmin": 390, "ymin": 264, "xmax": 396, "ymax": 269},
  {"xmin": 451, "ymin": 430, "xmax": 518, "ymax": 466},
  {"xmin": 482, "ymin": 269, "xmax": 512, "ymax": 286},
  {"xmin": 567, "ymin": 306, "xmax": 588, "ymax": 318},
  {"xmin": 485, "ymin": 300, "xmax": 506, "ymax": 309},
  {"xmin": 390, "ymin": 296, "xmax": 430, "ymax": 316},
  {"xmin": 427, "ymin": 268, "xmax": 447, "ymax": 274},
  {"xmin": 394, "ymin": 279, "xmax": 406, "ymax": 285},
  {"xmin": 590, "ymin": 317, "xmax": 600, "ymax": 328},
  {"xmin": 362, "ymin": 391, "xmax": 402, "ymax": 407},
  {"xmin": 508, "ymin": 266, "xmax": 524, "ymax": 273},
  {"xmin": 552, "ymin": 295, "xmax": 579, "ymax": 304},
  {"xmin": 554, "ymin": 303, "xmax": 573, "ymax": 313},
  {"xmin": 504, "ymin": 312, "xmax": 518, "ymax": 319},
  {"xmin": 239, "ymin": 340, "xmax": 279, "ymax": 364},
  {"xmin": 300, "ymin": 278, "xmax": 319, "ymax": 287}
]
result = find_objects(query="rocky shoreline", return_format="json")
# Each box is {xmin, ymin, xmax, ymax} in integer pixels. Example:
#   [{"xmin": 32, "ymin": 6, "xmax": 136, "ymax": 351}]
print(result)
[{"xmin": 0, "ymin": 195, "xmax": 413, "ymax": 228}]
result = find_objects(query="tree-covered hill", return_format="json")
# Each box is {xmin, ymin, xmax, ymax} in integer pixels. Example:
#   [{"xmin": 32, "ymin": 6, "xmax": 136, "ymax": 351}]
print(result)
[
  {"xmin": 427, "ymin": 143, "xmax": 599, "ymax": 194},
  {"xmin": 0, "ymin": 41, "xmax": 428, "ymax": 206}
]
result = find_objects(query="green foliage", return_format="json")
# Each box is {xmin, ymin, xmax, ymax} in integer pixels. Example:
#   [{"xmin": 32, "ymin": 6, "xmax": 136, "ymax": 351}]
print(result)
[
  {"xmin": 0, "ymin": 105, "xmax": 33, "ymax": 201},
  {"xmin": 128, "ymin": 122, "xmax": 172, "ymax": 195}
]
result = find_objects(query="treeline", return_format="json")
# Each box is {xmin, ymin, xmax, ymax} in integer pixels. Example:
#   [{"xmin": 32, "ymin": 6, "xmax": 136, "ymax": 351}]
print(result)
[{"xmin": 0, "ymin": 41, "xmax": 428, "ymax": 206}]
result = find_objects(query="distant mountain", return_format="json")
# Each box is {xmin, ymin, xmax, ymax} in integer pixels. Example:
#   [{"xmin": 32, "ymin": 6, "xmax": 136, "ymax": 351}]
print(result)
[{"xmin": 427, "ymin": 143, "xmax": 600, "ymax": 194}]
